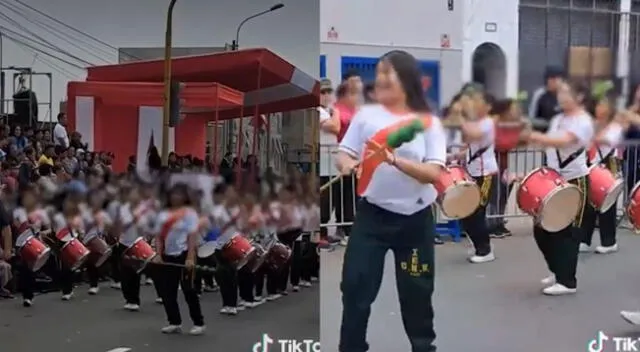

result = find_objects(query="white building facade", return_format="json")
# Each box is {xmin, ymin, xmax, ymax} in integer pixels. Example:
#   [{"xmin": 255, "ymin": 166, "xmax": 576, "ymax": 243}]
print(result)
[{"xmin": 0, "ymin": 0, "xmax": 319, "ymax": 170}]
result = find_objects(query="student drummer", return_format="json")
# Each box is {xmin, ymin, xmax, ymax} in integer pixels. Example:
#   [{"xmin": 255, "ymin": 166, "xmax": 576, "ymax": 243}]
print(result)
[{"xmin": 525, "ymin": 80, "xmax": 594, "ymax": 296}]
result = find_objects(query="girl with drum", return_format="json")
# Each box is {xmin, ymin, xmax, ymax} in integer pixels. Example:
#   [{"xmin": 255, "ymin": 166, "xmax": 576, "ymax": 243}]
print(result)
[
  {"xmin": 458, "ymin": 90, "xmax": 500, "ymax": 263},
  {"xmin": 525, "ymin": 81, "xmax": 595, "ymax": 296},
  {"xmin": 276, "ymin": 185, "xmax": 302, "ymax": 295},
  {"xmin": 104, "ymin": 185, "xmax": 127, "ymax": 290},
  {"xmin": 211, "ymin": 184, "xmax": 242, "ymax": 315},
  {"xmin": 580, "ymin": 93, "xmax": 623, "ymax": 255},
  {"xmin": 137, "ymin": 181, "xmax": 163, "ymax": 301},
  {"xmin": 236, "ymin": 193, "xmax": 263, "ymax": 307},
  {"xmin": 83, "ymin": 189, "xmax": 113, "ymax": 295},
  {"xmin": 13, "ymin": 185, "xmax": 56, "ymax": 307},
  {"xmin": 154, "ymin": 183, "xmax": 205, "ymax": 335},
  {"xmin": 334, "ymin": 50, "xmax": 446, "ymax": 352},
  {"xmin": 255, "ymin": 189, "xmax": 283, "ymax": 302}
]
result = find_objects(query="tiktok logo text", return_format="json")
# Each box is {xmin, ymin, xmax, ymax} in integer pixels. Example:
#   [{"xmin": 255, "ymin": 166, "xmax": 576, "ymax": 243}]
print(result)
[
  {"xmin": 588, "ymin": 331, "xmax": 640, "ymax": 351},
  {"xmin": 253, "ymin": 333, "xmax": 321, "ymax": 352}
]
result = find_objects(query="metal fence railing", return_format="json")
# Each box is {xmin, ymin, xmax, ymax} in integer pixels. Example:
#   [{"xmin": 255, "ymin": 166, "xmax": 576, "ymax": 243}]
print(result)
[{"xmin": 320, "ymin": 142, "xmax": 640, "ymax": 230}]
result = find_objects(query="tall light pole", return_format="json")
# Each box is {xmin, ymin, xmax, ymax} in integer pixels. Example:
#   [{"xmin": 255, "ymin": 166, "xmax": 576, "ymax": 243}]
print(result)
[
  {"xmin": 162, "ymin": 0, "xmax": 178, "ymax": 166},
  {"xmin": 232, "ymin": 3, "xmax": 284, "ymax": 50}
]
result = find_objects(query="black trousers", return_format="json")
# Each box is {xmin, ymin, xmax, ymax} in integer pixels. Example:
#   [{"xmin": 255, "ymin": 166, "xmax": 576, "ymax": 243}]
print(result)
[
  {"xmin": 194, "ymin": 256, "xmax": 215, "ymax": 294},
  {"xmin": 340, "ymin": 200, "xmax": 436, "ymax": 352},
  {"xmin": 159, "ymin": 252, "xmax": 204, "ymax": 326},
  {"xmin": 238, "ymin": 266, "xmax": 255, "ymax": 302},
  {"xmin": 109, "ymin": 243, "xmax": 122, "ymax": 283},
  {"xmin": 214, "ymin": 251, "xmax": 238, "ymax": 307},
  {"xmin": 291, "ymin": 233, "xmax": 313, "ymax": 285},
  {"xmin": 320, "ymin": 175, "xmax": 356, "ymax": 237},
  {"xmin": 87, "ymin": 264, "xmax": 101, "ymax": 288},
  {"xmin": 120, "ymin": 255, "xmax": 142, "ymax": 305},
  {"xmin": 533, "ymin": 175, "xmax": 590, "ymax": 289},
  {"xmin": 254, "ymin": 263, "xmax": 279, "ymax": 297},
  {"xmin": 582, "ymin": 201, "xmax": 617, "ymax": 247},
  {"xmin": 461, "ymin": 175, "xmax": 497, "ymax": 256},
  {"xmin": 277, "ymin": 229, "xmax": 300, "ymax": 292},
  {"xmin": 17, "ymin": 254, "xmax": 73, "ymax": 300}
]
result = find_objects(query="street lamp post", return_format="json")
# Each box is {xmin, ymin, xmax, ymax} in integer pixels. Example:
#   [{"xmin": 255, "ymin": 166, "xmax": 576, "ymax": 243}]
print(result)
[
  {"xmin": 162, "ymin": 0, "xmax": 178, "ymax": 166},
  {"xmin": 232, "ymin": 3, "xmax": 284, "ymax": 50}
]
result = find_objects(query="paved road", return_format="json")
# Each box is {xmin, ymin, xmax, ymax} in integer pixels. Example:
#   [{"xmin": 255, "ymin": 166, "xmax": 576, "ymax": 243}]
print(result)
[
  {"xmin": 321, "ymin": 219, "xmax": 640, "ymax": 352},
  {"xmin": 1, "ymin": 281, "xmax": 319, "ymax": 352}
]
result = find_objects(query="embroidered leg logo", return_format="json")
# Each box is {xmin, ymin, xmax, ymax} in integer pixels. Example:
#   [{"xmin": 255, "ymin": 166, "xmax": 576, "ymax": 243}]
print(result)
[{"xmin": 400, "ymin": 248, "xmax": 430, "ymax": 277}]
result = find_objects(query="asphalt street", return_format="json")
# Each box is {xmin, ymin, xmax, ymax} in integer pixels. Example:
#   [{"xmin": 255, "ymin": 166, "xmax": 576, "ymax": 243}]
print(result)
[
  {"xmin": 321, "ymin": 217, "xmax": 640, "ymax": 352},
  {"xmin": 1, "ymin": 279, "xmax": 319, "ymax": 352}
]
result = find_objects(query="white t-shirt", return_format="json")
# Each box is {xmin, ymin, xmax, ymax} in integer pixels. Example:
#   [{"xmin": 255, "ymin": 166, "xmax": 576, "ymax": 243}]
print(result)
[
  {"xmin": 319, "ymin": 106, "xmax": 339, "ymax": 177},
  {"xmin": 591, "ymin": 123, "xmax": 624, "ymax": 164},
  {"xmin": 545, "ymin": 112, "xmax": 594, "ymax": 180},
  {"xmin": 339, "ymin": 104, "xmax": 447, "ymax": 215},
  {"xmin": 465, "ymin": 118, "xmax": 498, "ymax": 177},
  {"xmin": 53, "ymin": 123, "xmax": 69, "ymax": 148}
]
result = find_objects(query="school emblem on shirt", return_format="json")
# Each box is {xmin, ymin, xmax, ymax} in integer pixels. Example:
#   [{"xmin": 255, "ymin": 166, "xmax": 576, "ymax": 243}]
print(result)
[{"xmin": 400, "ymin": 249, "xmax": 429, "ymax": 277}]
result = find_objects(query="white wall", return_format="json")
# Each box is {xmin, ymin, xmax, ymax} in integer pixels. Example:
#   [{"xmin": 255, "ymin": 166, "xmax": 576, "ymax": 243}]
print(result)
[{"xmin": 0, "ymin": 0, "xmax": 319, "ymax": 122}]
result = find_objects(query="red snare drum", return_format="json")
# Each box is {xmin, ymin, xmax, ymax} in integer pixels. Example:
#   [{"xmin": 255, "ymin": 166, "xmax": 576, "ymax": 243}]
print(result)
[
  {"xmin": 588, "ymin": 165, "xmax": 624, "ymax": 213},
  {"xmin": 221, "ymin": 234, "xmax": 256, "ymax": 270},
  {"xmin": 83, "ymin": 233, "xmax": 113, "ymax": 267},
  {"xmin": 59, "ymin": 238, "xmax": 90, "ymax": 271},
  {"xmin": 122, "ymin": 237, "xmax": 157, "ymax": 273},
  {"xmin": 517, "ymin": 167, "xmax": 582, "ymax": 232},
  {"xmin": 626, "ymin": 182, "xmax": 640, "ymax": 231},
  {"xmin": 265, "ymin": 242, "xmax": 292, "ymax": 271},
  {"xmin": 433, "ymin": 165, "xmax": 481, "ymax": 219},
  {"xmin": 495, "ymin": 122, "xmax": 525, "ymax": 152},
  {"xmin": 19, "ymin": 235, "xmax": 51, "ymax": 272}
]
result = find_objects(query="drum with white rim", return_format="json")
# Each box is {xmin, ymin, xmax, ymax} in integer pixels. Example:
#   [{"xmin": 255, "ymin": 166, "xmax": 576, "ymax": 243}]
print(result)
[
  {"xmin": 588, "ymin": 164, "xmax": 624, "ymax": 213},
  {"xmin": 197, "ymin": 241, "xmax": 218, "ymax": 259},
  {"xmin": 517, "ymin": 167, "xmax": 582, "ymax": 232},
  {"xmin": 626, "ymin": 181, "xmax": 640, "ymax": 231},
  {"xmin": 432, "ymin": 165, "xmax": 481, "ymax": 219}
]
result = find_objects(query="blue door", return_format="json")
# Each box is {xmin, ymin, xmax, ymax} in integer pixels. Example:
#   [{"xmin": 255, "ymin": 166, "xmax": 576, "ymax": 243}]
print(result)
[
  {"xmin": 320, "ymin": 55, "xmax": 326, "ymax": 78},
  {"xmin": 420, "ymin": 60, "xmax": 440, "ymax": 109}
]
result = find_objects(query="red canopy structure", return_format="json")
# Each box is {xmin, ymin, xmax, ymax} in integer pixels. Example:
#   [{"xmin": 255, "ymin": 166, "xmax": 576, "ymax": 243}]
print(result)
[
  {"xmin": 85, "ymin": 48, "xmax": 320, "ymax": 119},
  {"xmin": 67, "ymin": 81, "xmax": 244, "ymax": 172}
]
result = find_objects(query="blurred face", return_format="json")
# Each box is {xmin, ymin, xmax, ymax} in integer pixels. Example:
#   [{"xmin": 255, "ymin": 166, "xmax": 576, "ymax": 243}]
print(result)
[
  {"xmin": 546, "ymin": 77, "xmax": 561, "ymax": 92},
  {"xmin": 14, "ymin": 127, "xmax": 21, "ymax": 136},
  {"xmin": 374, "ymin": 60, "xmax": 405, "ymax": 107},
  {"xmin": 508, "ymin": 102, "xmax": 520, "ymax": 120},
  {"xmin": 634, "ymin": 86, "xmax": 640, "ymax": 104},
  {"xmin": 169, "ymin": 189, "xmax": 186, "ymax": 207},
  {"xmin": 43, "ymin": 130, "xmax": 51, "ymax": 140},
  {"xmin": 127, "ymin": 188, "xmax": 140, "ymax": 203},
  {"xmin": 557, "ymin": 83, "xmax": 579, "ymax": 111},
  {"xmin": 595, "ymin": 100, "xmax": 612, "ymax": 124},
  {"xmin": 22, "ymin": 191, "xmax": 37, "ymax": 208},
  {"xmin": 320, "ymin": 89, "xmax": 333, "ymax": 107}
]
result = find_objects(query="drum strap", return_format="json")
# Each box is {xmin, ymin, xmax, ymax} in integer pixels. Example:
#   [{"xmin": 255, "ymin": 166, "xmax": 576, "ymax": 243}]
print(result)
[
  {"xmin": 468, "ymin": 145, "xmax": 490, "ymax": 163},
  {"xmin": 555, "ymin": 148, "xmax": 585, "ymax": 169},
  {"xmin": 159, "ymin": 209, "xmax": 188, "ymax": 244}
]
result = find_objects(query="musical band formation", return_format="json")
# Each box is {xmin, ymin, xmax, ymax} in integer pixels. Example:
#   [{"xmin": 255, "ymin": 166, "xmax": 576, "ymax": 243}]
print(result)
[
  {"xmin": 3, "ymin": 172, "xmax": 320, "ymax": 336},
  {"xmin": 321, "ymin": 51, "xmax": 640, "ymax": 352}
]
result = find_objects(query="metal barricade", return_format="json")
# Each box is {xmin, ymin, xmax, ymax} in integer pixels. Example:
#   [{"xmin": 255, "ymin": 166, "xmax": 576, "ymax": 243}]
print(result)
[{"xmin": 319, "ymin": 143, "xmax": 358, "ymax": 229}]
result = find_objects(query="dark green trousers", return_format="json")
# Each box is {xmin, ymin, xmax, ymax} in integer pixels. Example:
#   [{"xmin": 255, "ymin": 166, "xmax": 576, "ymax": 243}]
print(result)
[{"xmin": 339, "ymin": 199, "xmax": 436, "ymax": 352}]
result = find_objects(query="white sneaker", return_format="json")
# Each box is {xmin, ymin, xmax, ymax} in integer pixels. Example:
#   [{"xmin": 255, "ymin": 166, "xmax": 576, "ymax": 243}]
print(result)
[
  {"xmin": 266, "ymin": 294, "xmax": 282, "ymax": 301},
  {"xmin": 340, "ymin": 237, "xmax": 349, "ymax": 246},
  {"xmin": 155, "ymin": 297, "xmax": 163, "ymax": 304},
  {"xmin": 300, "ymin": 281, "xmax": 312, "ymax": 287},
  {"xmin": 23, "ymin": 299, "xmax": 33, "ymax": 307},
  {"xmin": 469, "ymin": 252, "xmax": 496, "ymax": 264},
  {"xmin": 310, "ymin": 277, "xmax": 318, "ymax": 282},
  {"xmin": 144, "ymin": 278, "xmax": 154, "ymax": 286},
  {"xmin": 621, "ymin": 311, "xmax": 640, "ymax": 325},
  {"xmin": 61, "ymin": 292, "xmax": 74, "ymax": 301},
  {"xmin": 124, "ymin": 303, "xmax": 140, "ymax": 311},
  {"xmin": 292, "ymin": 286, "xmax": 300, "ymax": 292},
  {"xmin": 189, "ymin": 325, "xmax": 206, "ymax": 335},
  {"xmin": 160, "ymin": 325, "xmax": 182, "ymax": 334},
  {"xmin": 541, "ymin": 274, "xmax": 556, "ymax": 286},
  {"xmin": 237, "ymin": 304, "xmax": 246, "ymax": 311},
  {"xmin": 542, "ymin": 283, "xmax": 577, "ymax": 296},
  {"xmin": 110, "ymin": 282, "xmax": 121, "ymax": 290},
  {"xmin": 579, "ymin": 243, "xmax": 593, "ymax": 253},
  {"xmin": 596, "ymin": 244, "xmax": 619, "ymax": 254},
  {"xmin": 88, "ymin": 287, "xmax": 99, "ymax": 295},
  {"xmin": 243, "ymin": 301, "xmax": 260, "ymax": 308},
  {"xmin": 219, "ymin": 306, "xmax": 238, "ymax": 315}
]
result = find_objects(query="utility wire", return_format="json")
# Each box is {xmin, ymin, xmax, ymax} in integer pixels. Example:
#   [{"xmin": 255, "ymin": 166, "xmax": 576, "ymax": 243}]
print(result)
[
  {"xmin": 0, "ymin": 23, "xmax": 94, "ymax": 67},
  {"xmin": 11, "ymin": 0, "xmax": 144, "ymax": 61},
  {"xmin": 14, "ymin": 40, "xmax": 78, "ymax": 80},
  {"xmin": 0, "ymin": 1, "xmax": 103, "ymax": 65},
  {"xmin": 2, "ymin": 33, "xmax": 86, "ymax": 70}
]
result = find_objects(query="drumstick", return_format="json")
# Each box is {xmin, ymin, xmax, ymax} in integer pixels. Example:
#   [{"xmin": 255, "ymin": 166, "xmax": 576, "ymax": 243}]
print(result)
[
  {"xmin": 122, "ymin": 255, "xmax": 217, "ymax": 273},
  {"xmin": 320, "ymin": 120, "xmax": 427, "ymax": 193}
]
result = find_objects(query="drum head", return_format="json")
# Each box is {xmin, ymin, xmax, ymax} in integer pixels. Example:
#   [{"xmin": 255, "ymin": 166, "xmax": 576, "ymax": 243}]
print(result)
[
  {"xmin": 93, "ymin": 248, "xmax": 113, "ymax": 268},
  {"xmin": 31, "ymin": 247, "xmax": 51, "ymax": 272},
  {"xmin": 235, "ymin": 247, "xmax": 257, "ymax": 270},
  {"xmin": 599, "ymin": 179, "xmax": 624, "ymax": 213},
  {"xmin": 539, "ymin": 185, "xmax": 582, "ymax": 232},
  {"xmin": 198, "ymin": 242, "xmax": 218, "ymax": 258},
  {"xmin": 440, "ymin": 183, "xmax": 481, "ymax": 219}
]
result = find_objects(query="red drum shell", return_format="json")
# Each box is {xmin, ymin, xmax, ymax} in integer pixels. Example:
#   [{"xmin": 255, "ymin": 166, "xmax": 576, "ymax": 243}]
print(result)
[
  {"xmin": 59, "ymin": 239, "xmax": 90, "ymax": 271},
  {"xmin": 245, "ymin": 243, "xmax": 268, "ymax": 273},
  {"xmin": 588, "ymin": 165, "xmax": 624, "ymax": 213},
  {"xmin": 123, "ymin": 238, "xmax": 157, "ymax": 273},
  {"xmin": 83, "ymin": 235, "xmax": 113, "ymax": 268},
  {"xmin": 265, "ymin": 242, "xmax": 292, "ymax": 271},
  {"xmin": 222, "ymin": 234, "xmax": 256, "ymax": 270},
  {"xmin": 19, "ymin": 235, "xmax": 51, "ymax": 272},
  {"xmin": 495, "ymin": 123, "xmax": 524, "ymax": 152},
  {"xmin": 433, "ymin": 165, "xmax": 481, "ymax": 219},
  {"xmin": 627, "ymin": 182, "xmax": 640, "ymax": 231},
  {"xmin": 517, "ymin": 167, "xmax": 581, "ymax": 232}
]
